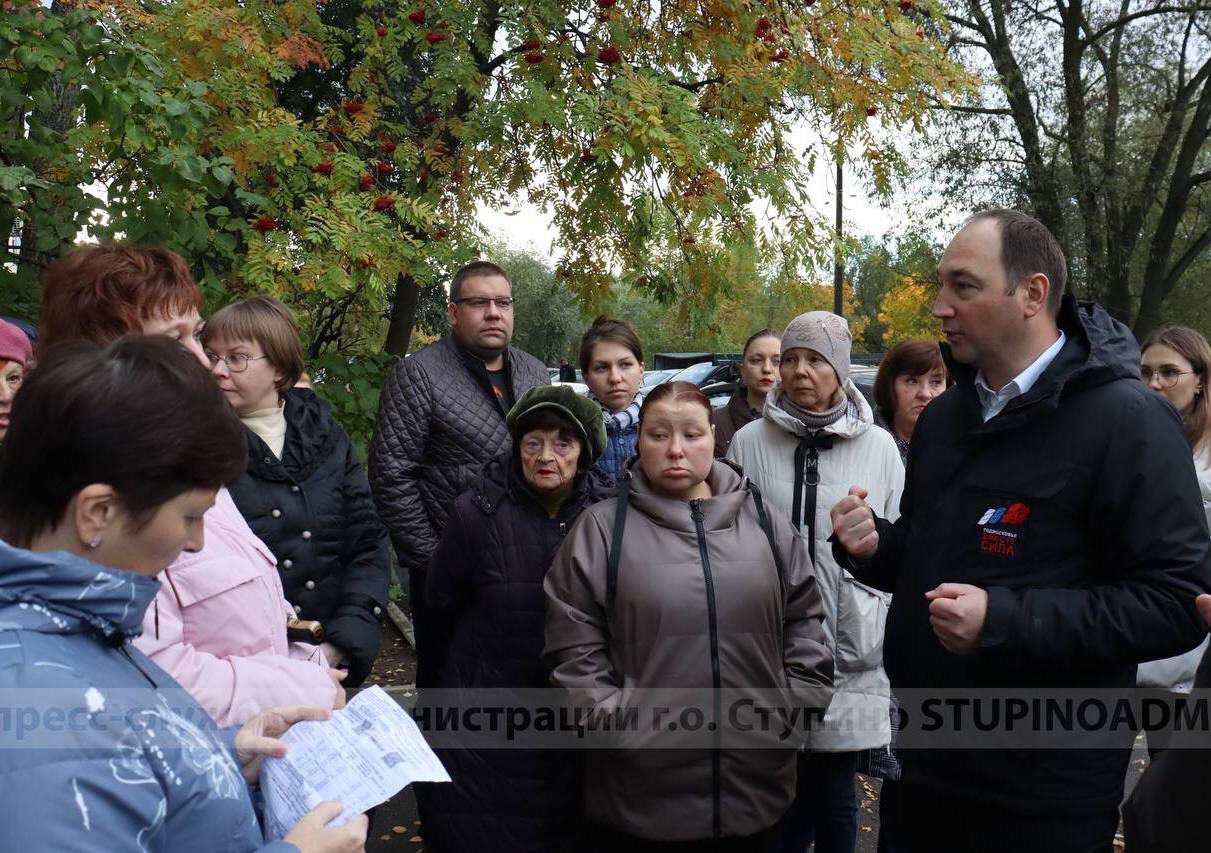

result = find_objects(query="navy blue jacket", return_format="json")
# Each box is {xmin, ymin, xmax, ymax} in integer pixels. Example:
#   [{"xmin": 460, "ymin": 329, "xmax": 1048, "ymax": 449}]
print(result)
[
  {"xmin": 228, "ymin": 388, "xmax": 390, "ymax": 686},
  {"xmin": 843, "ymin": 297, "xmax": 1211, "ymax": 816},
  {"xmin": 421, "ymin": 453, "xmax": 612, "ymax": 852}
]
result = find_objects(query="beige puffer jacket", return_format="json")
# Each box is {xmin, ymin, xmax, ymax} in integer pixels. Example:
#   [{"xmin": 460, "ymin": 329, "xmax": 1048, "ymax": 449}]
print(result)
[
  {"xmin": 543, "ymin": 460, "xmax": 833, "ymax": 842},
  {"xmin": 727, "ymin": 381, "xmax": 904, "ymax": 752}
]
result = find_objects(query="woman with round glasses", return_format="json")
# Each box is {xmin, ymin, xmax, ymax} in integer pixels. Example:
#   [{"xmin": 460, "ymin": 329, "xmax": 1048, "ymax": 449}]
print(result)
[
  {"xmin": 202, "ymin": 296, "xmax": 391, "ymax": 688},
  {"xmin": 1136, "ymin": 326, "xmax": 1211, "ymax": 752}
]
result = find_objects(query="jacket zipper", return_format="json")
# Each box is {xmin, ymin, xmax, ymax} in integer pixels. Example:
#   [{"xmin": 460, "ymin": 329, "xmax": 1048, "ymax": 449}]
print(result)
[
  {"xmin": 689, "ymin": 499, "xmax": 723, "ymax": 840},
  {"xmin": 117, "ymin": 642, "xmax": 158, "ymax": 688}
]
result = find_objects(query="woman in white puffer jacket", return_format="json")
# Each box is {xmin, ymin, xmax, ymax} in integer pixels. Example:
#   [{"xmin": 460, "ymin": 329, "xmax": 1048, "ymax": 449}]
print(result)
[{"xmin": 728, "ymin": 311, "xmax": 903, "ymax": 853}]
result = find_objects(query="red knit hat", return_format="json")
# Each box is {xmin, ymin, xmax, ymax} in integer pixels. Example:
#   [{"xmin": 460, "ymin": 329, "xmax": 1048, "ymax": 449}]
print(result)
[{"xmin": 0, "ymin": 318, "xmax": 32, "ymax": 366}]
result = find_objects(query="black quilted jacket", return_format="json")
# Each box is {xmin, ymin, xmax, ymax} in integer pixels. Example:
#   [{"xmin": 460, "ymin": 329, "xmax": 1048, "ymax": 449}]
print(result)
[
  {"xmin": 227, "ymin": 388, "xmax": 390, "ymax": 687},
  {"xmin": 421, "ymin": 452, "xmax": 614, "ymax": 853}
]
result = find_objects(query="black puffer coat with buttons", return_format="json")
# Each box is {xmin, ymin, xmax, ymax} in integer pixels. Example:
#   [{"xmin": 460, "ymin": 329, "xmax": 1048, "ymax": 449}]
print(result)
[{"xmin": 228, "ymin": 388, "xmax": 390, "ymax": 687}]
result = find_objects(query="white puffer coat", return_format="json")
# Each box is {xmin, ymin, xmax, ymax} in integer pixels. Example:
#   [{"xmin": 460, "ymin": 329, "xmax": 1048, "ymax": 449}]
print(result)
[{"xmin": 728, "ymin": 381, "xmax": 904, "ymax": 751}]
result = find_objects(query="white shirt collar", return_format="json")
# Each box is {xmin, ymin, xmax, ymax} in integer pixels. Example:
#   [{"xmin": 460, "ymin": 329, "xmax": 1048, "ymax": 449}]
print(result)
[{"xmin": 974, "ymin": 331, "xmax": 1067, "ymax": 422}]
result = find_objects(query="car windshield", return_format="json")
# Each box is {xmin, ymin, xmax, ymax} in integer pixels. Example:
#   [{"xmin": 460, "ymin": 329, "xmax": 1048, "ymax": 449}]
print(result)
[{"xmin": 669, "ymin": 362, "xmax": 715, "ymax": 385}]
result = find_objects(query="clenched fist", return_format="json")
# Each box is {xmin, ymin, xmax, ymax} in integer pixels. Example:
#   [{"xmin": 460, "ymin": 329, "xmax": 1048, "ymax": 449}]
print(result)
[
  {"xmin": 830, "ymin": 486, "xmax": 879, "ymax": 560},
  {"xmin": 925, "ymin": 583, "xmax": 988, "ymax": 656}
]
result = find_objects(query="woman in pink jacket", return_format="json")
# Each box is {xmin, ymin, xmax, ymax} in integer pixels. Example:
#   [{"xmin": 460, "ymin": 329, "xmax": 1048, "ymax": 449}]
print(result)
[{"xmin": 37, "ymin": 243, "xmax": 342, "ymax": 725}]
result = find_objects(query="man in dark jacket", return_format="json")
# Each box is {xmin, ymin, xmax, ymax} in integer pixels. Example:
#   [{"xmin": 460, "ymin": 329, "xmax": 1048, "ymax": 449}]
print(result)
[
  {"xmin": 369, "ymin": 261, "xmax": 548, "ymax": 688},
  {"xmin": 830, "ymin": 209, "xmax": 1211, "ymax": 851}
]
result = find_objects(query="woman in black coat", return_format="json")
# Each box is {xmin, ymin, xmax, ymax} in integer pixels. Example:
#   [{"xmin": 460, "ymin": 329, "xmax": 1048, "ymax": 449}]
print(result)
[
  {"xmin": 202, "ymin": 296, "xmax": 390, "ymax": 687},
  {"xmin": 422, "ymin": 384, "xmax": 611, "ymax": 853}
]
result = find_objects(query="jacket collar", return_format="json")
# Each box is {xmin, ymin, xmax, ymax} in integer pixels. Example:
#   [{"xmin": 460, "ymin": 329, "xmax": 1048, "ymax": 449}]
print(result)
[
  {"xmin": 942, "ymin": 296, "xmax": 1140, "ymax": 434},
  {"xmin": 622, "ymin": 458, "xmax": 749, "ymax": 533},
  {"xmin": 471, "ymin": 451, "xmax": 613, "ymax": 520},
  {"xmin": 449, "ymin": 336, "xmax": 516, "ymax": 418},
  {"xmin": 761, "ymin": 380, "xmax": 874, "ymax": 440},
  {"xmin": 245, "ymin": 389, "xmax": 337, "ymax": 481},
  {"xmin": 0, "ymin": 540, "xmax": 159, "ymax": 643},
  {"xmin": 726, "ymin": 387, "xmax": 760, "ymax": 429}
]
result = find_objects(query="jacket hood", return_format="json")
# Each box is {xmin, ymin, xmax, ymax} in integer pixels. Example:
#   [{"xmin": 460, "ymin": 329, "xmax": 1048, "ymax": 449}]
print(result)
[
  {"xmin": 762, "ymin": 379, "xmax": 874, "ymax": 440},
  {"xmin": 622, "ymin": 457, "xmax": 749, "ymax": 533},
  {"xmin": 0, "ymin": 540, "xmax": 159, "ymax": 642},
  {"xmin": 942, "ymin": 296, "xmax": 1141, "ymax": 428}
]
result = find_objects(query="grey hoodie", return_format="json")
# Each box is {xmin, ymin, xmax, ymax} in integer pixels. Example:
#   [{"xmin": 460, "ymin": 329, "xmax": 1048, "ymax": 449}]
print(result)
[{"xmin": 544, "ymin": 460, "xmax": 833, "ymax": 841}]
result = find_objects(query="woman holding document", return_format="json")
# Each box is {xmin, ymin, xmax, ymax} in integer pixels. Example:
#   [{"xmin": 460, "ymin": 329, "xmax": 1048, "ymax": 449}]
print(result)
[{"xmin": 0, "ymin": 337, "xmax": 364, "ymax": 852}]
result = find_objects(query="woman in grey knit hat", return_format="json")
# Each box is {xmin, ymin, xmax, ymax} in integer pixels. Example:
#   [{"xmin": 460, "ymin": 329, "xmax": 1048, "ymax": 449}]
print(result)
[{"xmin": 727, "ymin": 311, "xmax": 905, "ymax": 853}]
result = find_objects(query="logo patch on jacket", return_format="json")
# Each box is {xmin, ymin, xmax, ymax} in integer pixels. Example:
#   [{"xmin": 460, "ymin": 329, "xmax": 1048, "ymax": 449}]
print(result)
[{"xmin": 977, "ymin": 503, "xmax": 1030, "ymax": 557}]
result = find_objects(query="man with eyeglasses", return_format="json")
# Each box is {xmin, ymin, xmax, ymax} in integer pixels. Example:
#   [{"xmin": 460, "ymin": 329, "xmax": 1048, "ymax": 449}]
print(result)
[
  {"xmin": 830, "ymin": 210, "xmax": 1211, "ymax": 852},
  {"xmin": 369, "ymin": 261, "xmax": 548, "ymax": 690}
]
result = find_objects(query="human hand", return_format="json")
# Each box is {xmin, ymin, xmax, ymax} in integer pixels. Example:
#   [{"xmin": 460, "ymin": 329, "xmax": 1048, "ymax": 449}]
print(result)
[
  {"xmin": 328, "ymin": 668, "xmax": 347, "ymax": 710},
  {"xmin": 925, "ymin": 583, "xmax": 989, "ymax": 656},
  {"xmin": 320, "ymin": 642, "xmax": 348, "ymax": 669},
  {"xmin": 283, "ymin": 800, "xmax": 369, "ymax": 853},
  {"xmin": 235, "ymin": 705, "xmax": 332, "ymax": 783},
  {"xmin": 1196, "ymin": 594, "xmax": 1211, "ymax": 629},
  {"xmin": 830, "ymin": 486, "xmax": 879, "ymax": 560}
]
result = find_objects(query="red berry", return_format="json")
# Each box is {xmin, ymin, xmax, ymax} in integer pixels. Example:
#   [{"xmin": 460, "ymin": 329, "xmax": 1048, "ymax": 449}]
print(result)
[
  {"xmin": 373, "ymin": 195, "xmax": 396, "ymax": 211},
  {"xmin": 558, "ymin": 32, "xmax": 571, "ymax": 41},
  {"xmin": 865, "ymin": 106, "xmax": 878, "ymax": 117},
  {"xmin": 596, "ymin": 0, "xmax": 616, "ymax": 7},
  {"xmin": 899, "ymin": 0, "xmax": 914, "ymax": 9},
  {"xmin": 599, "ymin": 44, "xmax": 621, "ymax": 64},
  {"xmin": 580, "ymin": 147, "xmax": 598, "ymax": 163},
  {"xmin": 423, "ymin": 111, "xmax": 438, "ymax": 124},
  {"xmin": 915, "ymin": 26, "xmax": 925, "ymax": 37},
  {"xmin": 342, "ymin": 99, "xmax": 364, "ymax": 115},
  {"xmin": 772, "ymin": 49, "xmax": 788, "ymax": 62},
  {"xmin": 756, "ymin": 16, "xmax": 771, "ymax": 32},
  {"xmin": 382, "ymin": 140, "xmax": 398, "ymax": 153},
  {"xmin": 376, "ymin": 25, "xmax": 387, "ymax": 36},
  {"xmin": 597, "ymin": 11, "xmax": 610, "ymax": 21},
  {"xmin": 522, "ymin": 39, "xmax": 541, "ymax": 50},
  {"xmin": 432, "ymin": 229, "xmax": 449, "ymax": 239},
  {"xmin": 524, "ymin": 50, "xmax": 544, "ymax": 64},
  {"xmin": 762, "ymin": 31, "xmax": 776, "ymax": 43},
  {"xmin": 378, "ymin": 161, "xmax": 395, "ymax": 175},
  {"xmin": 359, "ymin": 174, "xmax": 374, "ymax": 190},
  {"xmin": 408, "ymin": 8, "xmax": 424, "ymax": 24},
  {"xmin": 252, "ymin": 216, "xmax": 277, "ymax": 234},
  {"xmin": 425, "ymin": 30, "xmax": 446, "ymax": 44},
  {"xmin": 312, "ymin": 162, "xmax": 334, "ymax": 175},
  {"xmin": 264, "ymin": 174, "xmax": 279, "ymax": 188}
]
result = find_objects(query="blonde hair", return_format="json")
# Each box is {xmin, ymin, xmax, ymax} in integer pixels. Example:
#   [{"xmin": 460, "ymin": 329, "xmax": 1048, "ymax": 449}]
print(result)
[{"xmin": 202, "ymin": 296, "xmax": 305, "ymax": 391}]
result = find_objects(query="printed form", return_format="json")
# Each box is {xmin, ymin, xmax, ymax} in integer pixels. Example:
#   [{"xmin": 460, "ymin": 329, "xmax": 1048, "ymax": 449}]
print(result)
[{"xmin": 262, "ymin": 685, "xmax": 450, "ymax": 839}]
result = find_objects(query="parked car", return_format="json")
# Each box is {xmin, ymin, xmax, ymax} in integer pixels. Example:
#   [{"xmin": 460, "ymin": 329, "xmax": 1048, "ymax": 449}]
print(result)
[
  {"xmin": 640, "ymin": 368, "xmax": 680, "ymax": 388},
  {"xmin": 667, "ymin": 360, "xmax": 741, "ymax": 387}
]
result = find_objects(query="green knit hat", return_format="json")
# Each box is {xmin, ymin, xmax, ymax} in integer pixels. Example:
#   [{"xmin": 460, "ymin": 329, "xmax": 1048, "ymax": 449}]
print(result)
[{"xmin": 506, "ymin": 385, "xmax": 608, "ymax": 464}]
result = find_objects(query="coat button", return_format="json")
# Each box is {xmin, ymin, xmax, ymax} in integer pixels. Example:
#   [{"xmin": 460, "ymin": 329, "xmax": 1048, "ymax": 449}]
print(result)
[
  {"xmin": 271, "ymin": 509, "xmax": 282, "ymax": 519},
  {"xmin": 263, "ymin": 456, "xmax": 273, "ymax": 465},
  {"xmin": 282, "ymin": 559, "xmax": 293, "ymax": 570},
  {"xmin": 293, "ymin": 604, "xmax": 302, "ymax": 615},
  {"xmin": 290, "ymin": 485, "xmax": 300, "ymax": 493},
  {"xmin": 373, "ymin": 606, "xmax": 382, "ymax": 617},
  {"xmin": 301, "ymin": 530, "xmax": 312, "ymax": 540},
  {"xmin": 305, "ymin": 580, "xmax": 316, "ymax": 590}
]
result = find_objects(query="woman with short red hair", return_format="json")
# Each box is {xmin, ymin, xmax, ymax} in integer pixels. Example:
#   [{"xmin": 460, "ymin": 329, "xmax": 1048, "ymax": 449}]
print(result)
[{"xmin": 37, "ymin": 243, "xmax": 342, "ymax": 725}]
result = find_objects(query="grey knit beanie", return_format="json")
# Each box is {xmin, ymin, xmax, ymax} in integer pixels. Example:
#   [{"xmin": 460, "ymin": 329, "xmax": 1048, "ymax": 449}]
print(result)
[{"xmin": 780, "ymin": 311, "xmax": 851, "ymax": 387}]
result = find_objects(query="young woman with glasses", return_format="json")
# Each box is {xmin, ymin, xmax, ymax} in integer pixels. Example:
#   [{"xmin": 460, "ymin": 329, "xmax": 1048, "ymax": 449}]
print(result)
[
  {"xmin": 202, "ymin": 296, "xmax": 391, "ymax": 689},
  {"xmin": 1137, "ymin": 326, "xmax": 1211, "ymax": 754}
]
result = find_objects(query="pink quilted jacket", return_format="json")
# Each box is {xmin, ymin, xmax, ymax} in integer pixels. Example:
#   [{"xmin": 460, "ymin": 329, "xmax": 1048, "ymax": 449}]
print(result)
[{"xmin": 134, "ymin": 487, "xmax": 339, "ymax": 725}]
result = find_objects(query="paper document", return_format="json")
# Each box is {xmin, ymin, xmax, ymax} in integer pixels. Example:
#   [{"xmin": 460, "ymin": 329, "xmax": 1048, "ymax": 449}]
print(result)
[{"xmin": 261, "ymin": 685, "xmax": 450, "ymax": 839}]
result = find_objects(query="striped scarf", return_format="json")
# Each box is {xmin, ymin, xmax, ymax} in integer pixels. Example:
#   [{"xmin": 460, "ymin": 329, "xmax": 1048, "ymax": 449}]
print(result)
[{"xmin": 591, "ymin": 389, "xmax": 645, "ymax": 433}]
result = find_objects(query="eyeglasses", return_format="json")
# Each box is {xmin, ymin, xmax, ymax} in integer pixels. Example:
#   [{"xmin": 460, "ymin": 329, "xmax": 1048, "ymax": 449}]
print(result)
[
  {"xmin": 1141, "ymin": 366, "xmax": 1195, "ymax": 388},
  {"xmin": 452, "ymin": 297, "xmax": 514, "ymax": 311},
  {"xmin": 206, "ymin": 351, "xmax": 268, "ymax": 373}
]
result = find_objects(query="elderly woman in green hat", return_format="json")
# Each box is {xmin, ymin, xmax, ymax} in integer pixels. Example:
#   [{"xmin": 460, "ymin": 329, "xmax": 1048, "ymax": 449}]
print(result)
[{"xmin": 422, "ymin": 385, "xmax": 612, "ymax": 853}]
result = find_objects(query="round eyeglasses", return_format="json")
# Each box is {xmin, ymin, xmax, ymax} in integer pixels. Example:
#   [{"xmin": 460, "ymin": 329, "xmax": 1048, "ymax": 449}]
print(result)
[{"xmin": 206, "ymin": 352, "xmax": 268, "ymax": 373}]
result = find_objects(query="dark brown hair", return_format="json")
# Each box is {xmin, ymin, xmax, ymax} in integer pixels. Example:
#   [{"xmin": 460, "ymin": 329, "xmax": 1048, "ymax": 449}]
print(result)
[
  {"xmin": 0, "ymin": 336, "xmax": 247, "ymax": 547},
  {"xmin": 874, "ymin": 339, "xmax": 950, "ymax": 425},
  {"xmin": 967, "ymin": 209, "xmax": 1067, "ymax": 315},
  {"xmin": 1141, "ymin": 326, "xmax": 1211, "ymax": 461},
  {"xmin": 743, "ymin": 328, "xmax": 780, "ymax": 356},
  {"xmin": 38, "ymin": 244, "xmax": 204, "ymax": 355},
  {"xmin": 202, "ymin": 296, "xmax": 306, "ymax": 390},
  {"xmin": 578, "ymin": 315, "xmax": 643, "ymax": 375},
  {"xmin": 639, "ymin": 380, "xmax": 712, "ymax": 424},
  {"xmin": 450, "ymin": 261, "xmax": 511, "ymax": 302}
]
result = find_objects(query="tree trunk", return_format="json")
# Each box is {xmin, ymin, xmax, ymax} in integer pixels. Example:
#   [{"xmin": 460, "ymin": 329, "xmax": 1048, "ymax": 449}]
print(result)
[{"xmin": 384, "ymin": 272, "xmax": 421, "ymax": 356}]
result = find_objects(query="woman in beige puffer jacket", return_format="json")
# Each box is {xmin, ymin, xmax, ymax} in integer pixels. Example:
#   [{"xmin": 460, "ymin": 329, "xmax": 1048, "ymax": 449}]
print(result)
[{"xmin": 544, "ymin": 381, "xmax": 834, "ymax": 851}]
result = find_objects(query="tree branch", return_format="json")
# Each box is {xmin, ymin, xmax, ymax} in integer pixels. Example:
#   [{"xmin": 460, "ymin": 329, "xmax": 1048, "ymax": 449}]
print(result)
[
  {"xmin": 669, "ymin": 77, "xmax": 725, "ymax": 93},
  {"xmin": 1084, "ymin": 5, "xmax": 1211, "ymax": 46}
]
